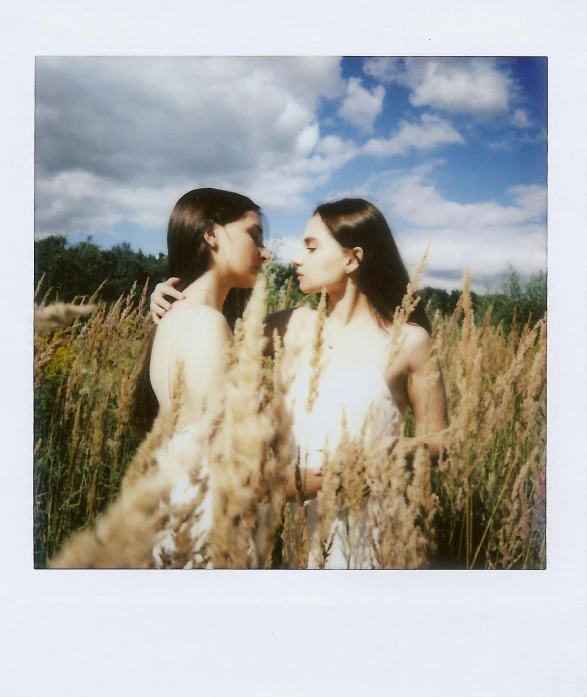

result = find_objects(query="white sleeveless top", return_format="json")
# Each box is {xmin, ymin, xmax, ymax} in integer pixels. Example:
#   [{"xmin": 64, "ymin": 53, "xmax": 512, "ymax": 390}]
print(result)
[
  {"xmin": 285, "ymin": 340, "xmax": 403, "ymax": 569},
  {"xmin": 286, "ymin": 341, "xmax": 402, "ymax": 472}
]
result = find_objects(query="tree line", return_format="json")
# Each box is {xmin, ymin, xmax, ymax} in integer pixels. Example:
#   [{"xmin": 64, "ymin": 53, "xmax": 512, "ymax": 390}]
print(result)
[
  {"xmin": 35, "ymin": 235, "xmax": 169, "ymax": 304},
  {"xmin": 35, "ymin": 235, "xmax": 546, "ymax": 332}
]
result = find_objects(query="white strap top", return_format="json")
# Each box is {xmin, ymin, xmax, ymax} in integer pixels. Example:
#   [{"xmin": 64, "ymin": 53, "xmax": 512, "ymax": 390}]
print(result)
[{"xmin": 286, "ymin": 342, "xmax": 402, "ymax": 472}]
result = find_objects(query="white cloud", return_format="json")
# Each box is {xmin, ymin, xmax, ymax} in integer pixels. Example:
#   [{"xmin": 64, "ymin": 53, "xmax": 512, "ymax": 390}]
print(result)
[
  {"xmin": 384, "ymin": 172, "xmax": 546, "ymax": 228},
  {"xmin": 305, "ymin": 135, "xmax": 359, "ymax": 171},
  {"xmin": 508, "ymin": 184, "xmax": 547, "ymax": 217},
  {"xmin": 409, "ymin": 59, "xmax": 511, "ymax": 115},
  {"xmin": 363, "ymin": 57, "xmax": 404, "ymax": 83},
  {"xmin": 35, "ymin": 169, "xmax": 201, "ymax": 237},
  {"xmin": 488, "ymin": 138, "xmax": 513, "ymax": 152},
  {"xmin": 242, "ymin": 135, "xmax": 359, "ymax": 210},
  {"xmin": 375, "ymin": 168, "xmax": 546, "ymax": 288},
  {"xmin": 315, "ymin": 134, "xmax": 350, "ymax": 157},
  {"xmin": 295, "ymin": 123, "xmax": 320, "ymax": 156},
  {"xmin": 511, "ymin": 108, "xmax": 533, "ymax": 129},
  {"xmin": 364, "ymin": 57, "xmax": 513, "ymax": 116},
  {"xmin": 246, "ymin": 168, "xmax": 329, "ymax": 211},
  {"xmin": 397, "ymin": 228, "xmax": 546, "ymax": 292},
  {"xmin": 488, "ymin": 126, "xmax": 547, "ymax": 152},
  {"xmin": 337, "ymin": 77, "xmax": 385, "ymax": 132},
  {"xmin": 35, "ymin": 57, "xmax": 346, "ymax": 236},
  {"xmin": 363, "ymin": 114, "xmax": 464, "ymax": 157}
]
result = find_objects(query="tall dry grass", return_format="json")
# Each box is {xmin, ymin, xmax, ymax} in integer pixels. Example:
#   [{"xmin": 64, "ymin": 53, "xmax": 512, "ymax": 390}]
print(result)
[
  {"xmin": 34, "ymin": 281, "xmax": 151, "ymax": 566},
  {"xmin": 434, "ymin": 271, "xmax": 546, "ymax": 569},
  {"xmin": 34, "ymin": 269, "xmax": 546, "ymax": 569}
]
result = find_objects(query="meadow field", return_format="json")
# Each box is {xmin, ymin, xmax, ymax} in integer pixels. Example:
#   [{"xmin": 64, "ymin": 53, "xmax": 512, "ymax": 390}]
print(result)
[{"xmin": 33, "ymin": 270, "xmax": 546, "ymax": 570}]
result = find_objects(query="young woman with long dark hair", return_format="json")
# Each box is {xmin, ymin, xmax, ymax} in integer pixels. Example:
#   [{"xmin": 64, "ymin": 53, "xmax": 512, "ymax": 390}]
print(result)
[
  {"xmin": 134, "ymin": 187, "xmax": 270, "ymax": 566},
  {"xmin": 284, "ymin": 199, "xmax": 445, "ymax": 480},
  {"xmin": 134, "ymin": 187, "xmax": 270, "ymax": 436}
]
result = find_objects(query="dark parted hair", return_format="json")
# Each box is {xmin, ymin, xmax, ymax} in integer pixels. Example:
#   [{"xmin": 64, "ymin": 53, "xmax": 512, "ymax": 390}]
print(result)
[
  {"xmin": 167, "ymin": 188, "xmax": 261, "ymax": 292},
  {"xmin": 314, "ymin": 198, "xmax": 431, "ymax": 334},
  {"xmin": 132, "ymin": 187, "xmax": 261, "ymax": 437}
]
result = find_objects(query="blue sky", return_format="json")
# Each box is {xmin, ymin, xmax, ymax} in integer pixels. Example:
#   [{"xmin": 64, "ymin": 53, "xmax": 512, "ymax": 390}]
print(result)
[{"xmin": 35, "ymin": 56, "xmax": 547, "ymax": 291}]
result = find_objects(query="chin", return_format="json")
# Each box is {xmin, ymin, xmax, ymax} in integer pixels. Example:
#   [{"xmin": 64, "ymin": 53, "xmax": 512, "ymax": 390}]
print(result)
[{"xmin": 298, "ymin": 279, "xmax": 318, "ymax": 294}]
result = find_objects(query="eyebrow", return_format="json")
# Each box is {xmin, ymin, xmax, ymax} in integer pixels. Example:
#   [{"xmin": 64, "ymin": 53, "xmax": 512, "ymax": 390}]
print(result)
[{"xmin": 303, "ymin": 236, "xmax": 318, "ymax": 245}]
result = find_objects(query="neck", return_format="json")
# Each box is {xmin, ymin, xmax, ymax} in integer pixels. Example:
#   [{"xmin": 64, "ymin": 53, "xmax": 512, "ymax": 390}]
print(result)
[
  {"xmin": 326, "ymin": 278, "xmax": 373, "ymax": 327},
  {"xmin": 182, "ymin": 267, "xmax": 233, "ymax": 312}
]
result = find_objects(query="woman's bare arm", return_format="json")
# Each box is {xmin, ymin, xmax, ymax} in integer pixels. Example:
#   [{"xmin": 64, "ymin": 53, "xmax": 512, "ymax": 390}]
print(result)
[{"xmin": 404, "ymin": 325, "xmax": 449, "ymax": 458}]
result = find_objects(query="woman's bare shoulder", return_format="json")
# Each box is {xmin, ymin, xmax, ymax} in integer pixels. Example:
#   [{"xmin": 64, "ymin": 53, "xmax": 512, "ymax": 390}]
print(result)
[
  {"xmin": 286, "ymin": 306, "xmax": 317, "ymax": 335},
  {"xmin": 291, "ymin": 304, "xmax": 316, "ymax": 320},
  {"xmin": 381, "ymin": 321, "xmax": 431, "ymax": 359},
  {"xmin": 383, "ymin": 320, "xmax": 429, "ymax": 338},
  {"xmin": 164, "ymin": 302, "xmax": 228, "ymax": 322},
  {"xmin": 159, "ymin": 304, "xmax": 231, "ymax": 342},
  {"xmin": 264, "ymin": 305, "xmax": 316, "ymax": 351},
  {"xmin": 265, "ymin": 305, "xmax": 315, "ymax": 328},
  {"xmin": 401, "ymin": 323, "xmax": 433, "ymax": 367},
  {"xmin": 404, "ymin": 321, "xmax": 431, "ymax": 344}
]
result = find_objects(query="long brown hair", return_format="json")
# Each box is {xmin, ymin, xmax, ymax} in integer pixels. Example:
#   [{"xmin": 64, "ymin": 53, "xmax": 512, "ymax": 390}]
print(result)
[
  {"xmin": 314, "ymin": 198, "xmax": 431, "ymax": 334},
  {"xmin": 132, "ymin": 188, "xmax": 261, "ymax": 437}
]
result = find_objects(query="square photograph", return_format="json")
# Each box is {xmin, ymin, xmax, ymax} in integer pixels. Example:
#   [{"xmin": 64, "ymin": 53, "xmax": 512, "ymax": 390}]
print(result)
[{"xmin": 33, "ymin": 56, "xmax": 547, "ymax": 570}]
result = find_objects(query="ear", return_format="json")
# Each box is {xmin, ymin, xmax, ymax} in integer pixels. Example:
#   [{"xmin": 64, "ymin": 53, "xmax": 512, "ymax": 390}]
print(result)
[
  {"xmin": 345, "ymin": 246, "xmax": 364, "ymax": 274},
  {"xmin": 203, "ymin": 225, "xmax": 220, "ymax": 252}
]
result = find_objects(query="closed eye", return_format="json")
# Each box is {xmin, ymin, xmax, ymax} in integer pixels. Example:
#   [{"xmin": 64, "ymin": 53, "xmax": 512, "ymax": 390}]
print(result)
[
  {"xmin": 248, "ymin": 229, "xmax": 264, "ymax": 246},
  {"xmin": 303, "ymin": 236, "xmax": 318, "ymax": 252}
]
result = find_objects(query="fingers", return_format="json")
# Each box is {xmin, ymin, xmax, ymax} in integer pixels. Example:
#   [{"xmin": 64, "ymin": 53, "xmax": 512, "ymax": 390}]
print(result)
[
  {"xmin": 150, "ymin": 299, "xmax": 169, "ymax": 321},
  {"xmin": 165, "ymin": 278, "xmax": 185, "ymax": 299},
  {"xmin": 153, "ymin": 279, "xmax": 185, "ymax": 302},
  {"xmin": 149, "ymin": 279, "xmax": 186, "ymax": 325},
  {"xmin": 158, "ymin": 297, "xmax": 173, "ymax": 312}
]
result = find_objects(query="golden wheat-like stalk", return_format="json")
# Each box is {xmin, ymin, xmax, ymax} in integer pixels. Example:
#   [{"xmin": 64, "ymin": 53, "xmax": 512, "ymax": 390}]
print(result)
[
  {"xmin": 209, "ymin": 275, "xmax": 291, "ymax": 568},
  {"xmin": 305, "ymin": 290, "xmax": 327, "ymax": 413},
  {"xmin": 34, "ymin": 303, "xmax": 97, "ymax": 334}
]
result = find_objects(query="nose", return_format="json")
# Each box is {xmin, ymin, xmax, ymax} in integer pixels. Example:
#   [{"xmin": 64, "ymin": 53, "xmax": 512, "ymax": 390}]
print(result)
[{"xmin": 260, "ymin": 246, "xmax": 271, "ymax": 264}]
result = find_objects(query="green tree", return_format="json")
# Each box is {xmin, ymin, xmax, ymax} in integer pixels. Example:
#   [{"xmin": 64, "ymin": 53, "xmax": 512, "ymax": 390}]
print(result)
[{"xmin": 35, "ymin": 235, "xmax": 169, "ymax": 304}]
